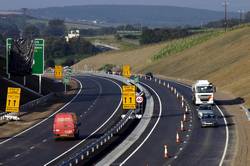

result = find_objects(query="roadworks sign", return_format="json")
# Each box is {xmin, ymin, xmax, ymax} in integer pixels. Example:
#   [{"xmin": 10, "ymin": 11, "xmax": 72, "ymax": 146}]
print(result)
[
  {"xmin": 122, "ymin": 65, "xmax": 131, "ymax": 78},
  {"xmin": 122, "ymin": 85, "xmax": 136, "ymax": 110},
  {"xmin": 5, "ymin": 87, "xmax": 21, "ymax": 113},
  {"xmin": 54, "ymin": 65, "xmax": 63, "ymax": 79}
]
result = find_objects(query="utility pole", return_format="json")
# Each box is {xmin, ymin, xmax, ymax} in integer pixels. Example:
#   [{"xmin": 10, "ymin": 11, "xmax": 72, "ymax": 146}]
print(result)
[
  {"xmin": 223, "ymin": 0, "xmax": 229, "ymax": 32},
  {"xmin": 238, "ymin": 10, "xmax": 245, "ymax": 24}
]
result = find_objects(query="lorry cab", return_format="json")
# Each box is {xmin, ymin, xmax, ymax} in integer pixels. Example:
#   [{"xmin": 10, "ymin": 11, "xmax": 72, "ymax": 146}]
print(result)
[{"xmin": 53, "ymin": 112, "xmax": 80, "ymax": 139}]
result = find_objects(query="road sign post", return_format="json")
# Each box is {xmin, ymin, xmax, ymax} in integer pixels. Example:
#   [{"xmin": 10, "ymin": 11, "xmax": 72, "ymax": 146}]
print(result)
[
  {"xmin": 5, "ymin": 87, "xmax": 21, "ymax": 113},
  {"xmin": 122, "ymin": 85, "xmax": 136, "ymax": 110}
]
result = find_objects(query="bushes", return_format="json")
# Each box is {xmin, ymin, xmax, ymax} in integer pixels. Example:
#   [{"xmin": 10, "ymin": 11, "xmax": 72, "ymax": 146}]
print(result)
[{"xmin": 140, "ymin": 28, "xmax": 191, "ymax": 45}]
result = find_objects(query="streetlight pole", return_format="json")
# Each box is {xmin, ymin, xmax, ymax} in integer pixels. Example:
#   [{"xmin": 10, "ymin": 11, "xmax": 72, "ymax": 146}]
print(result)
[{"xmin": 223, "ymin": 0, "xmax": 229, "ymax": 32}]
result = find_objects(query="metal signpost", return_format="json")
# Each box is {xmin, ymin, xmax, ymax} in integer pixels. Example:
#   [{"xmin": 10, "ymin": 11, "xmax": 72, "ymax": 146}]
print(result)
[
  {"xmin": 122, "ymin": 85, "xmax": 136, "ymax": 110},
  {"xmin": 33, "ymin": 39, "xmax": 45, "ymax": 94},
  {"xmin": 5, "ymin": 87, "xmax": 21, "ymax": 113}
]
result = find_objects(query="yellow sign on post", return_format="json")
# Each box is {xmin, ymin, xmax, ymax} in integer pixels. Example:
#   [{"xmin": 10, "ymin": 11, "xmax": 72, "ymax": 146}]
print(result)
[
  {"xmin": 5, "ymin": 87, "xmax": 21, "ymax": 113},
  {"xmin": 122, "ymin": 85, "xmax": 136, "ymax": 110},
  {"xmin": 122, "ymin": 65, "xmax": 131, "ymax": 78},
  {"xmin": 54, "ymin": 65, "xmax": 63, "ymax": 79}
]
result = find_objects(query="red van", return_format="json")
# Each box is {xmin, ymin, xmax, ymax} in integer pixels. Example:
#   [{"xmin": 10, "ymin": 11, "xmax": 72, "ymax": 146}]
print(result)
[{"xmin": 53, "ymin": 112, "xmax": 80, "ymax": 139}]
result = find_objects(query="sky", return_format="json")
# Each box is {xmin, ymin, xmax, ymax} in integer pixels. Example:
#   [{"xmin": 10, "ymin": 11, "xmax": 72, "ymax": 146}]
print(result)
[{"xmin": 0, "ymin": 0, "xmax": 250, "ymax": 12}]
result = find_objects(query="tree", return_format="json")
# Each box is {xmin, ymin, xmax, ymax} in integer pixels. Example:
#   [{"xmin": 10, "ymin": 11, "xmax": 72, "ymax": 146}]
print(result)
[
  {"xmin": 46, "ymin": 59, "xmax": 55, "ymax": 68},
  {"xmin": 44, "ymin": 19, "xmax": 66, "ymax": 37},
  {"xmin": 23, "ymin": 25, "xmax": 40, "ymax": 39}
]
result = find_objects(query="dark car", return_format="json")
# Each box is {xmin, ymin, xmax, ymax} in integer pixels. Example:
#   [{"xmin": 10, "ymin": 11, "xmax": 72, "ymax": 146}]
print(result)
[{"xmin": 145, "ymin": 72, "xmax": 153, "ymax": 79}]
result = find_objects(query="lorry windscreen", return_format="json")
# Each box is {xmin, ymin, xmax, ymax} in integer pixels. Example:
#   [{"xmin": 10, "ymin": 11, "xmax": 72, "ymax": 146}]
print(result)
[{"xmin": 197, "ymin": 86, "xmax": 213, "ymax": 93}]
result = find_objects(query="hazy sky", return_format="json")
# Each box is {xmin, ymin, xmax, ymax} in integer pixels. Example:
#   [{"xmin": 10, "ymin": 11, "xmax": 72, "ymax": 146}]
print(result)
[{"xmin": 1, "ymin": 0, "xmax": 250, "ymax": 12}]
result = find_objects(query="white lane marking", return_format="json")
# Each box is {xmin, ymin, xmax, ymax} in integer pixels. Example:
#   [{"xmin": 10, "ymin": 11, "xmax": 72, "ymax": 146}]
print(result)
[
  {"xmin": 42, "ymin": 139, "xmax": 47, "ymax": 143},
  {"xmin": 216, "ymin": 105, "xmax": 229, "ymax": 166},
  {"xmin": 120, "ymin": 82, "xmax": 162, "ymax": 165},
  {"xmin": 44, "ymin": 77, "xmax": 123, "ymax": 166},
  {"xmin": 30, "ymin": 146, "xmax": 35, "ymax": 150},
  {"xmin": 14, "ymin": 154, "xmax": 20, "ymax": 158},
  {"xmin": 0, "ymin": 78, "xmax": 83, "ymax": 145},
  {"xmin": 162, "ymin": 79, "xmax": 229, "ymax": 166}
]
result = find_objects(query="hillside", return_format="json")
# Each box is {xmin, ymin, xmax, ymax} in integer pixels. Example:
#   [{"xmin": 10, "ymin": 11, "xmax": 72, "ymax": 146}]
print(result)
[
  {"xmin": 28, "ymin": 5, "xmax": 237, "ymax": 27},
  {"xmin": 76, "ymin": 26, "xmax": 250, "ymax": 106}
]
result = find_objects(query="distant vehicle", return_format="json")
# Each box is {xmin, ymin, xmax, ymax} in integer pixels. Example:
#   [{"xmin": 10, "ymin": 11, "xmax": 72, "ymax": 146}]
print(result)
[
  {"xmin": 106, "ymin": 69, "xmax": 112, "ymax": 74},
  {"xmin": 53, "ymin": 112, "xmax": 80, "ymax": 139},
  {"xmin": 192, "ymin": 80, "xmax": 216, "ymax": 105},
  {"xmin": 145, "ymin": 72, "xmax": 153, "ymax": 79},
  {"xmin": 200, "ymin": 111, "xmax": 217, "ymax": 127}
]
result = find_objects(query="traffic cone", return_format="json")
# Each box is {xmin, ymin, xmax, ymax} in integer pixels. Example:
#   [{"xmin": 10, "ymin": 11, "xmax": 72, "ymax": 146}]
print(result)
[
  {"xmin": 176, "ymin": 132, "xmax": 180, "ymax": 143},
  {"xmin": 183, "ymin": 114, "xmax": 187, "ymax": 122},
  {"xmin": 185, "ymin": 106, "xmax": 189, "ymax": 114},
  {"xmin": 181, "ymin": 101, "xmax": 184, "ymax": 108},
  {"xmin": 180, "ymin": 120, "xmax": 184, "ymax": 131},
  {"xmin": 164, "ymin": 144, "xmax": 169, "ymax": 159}
]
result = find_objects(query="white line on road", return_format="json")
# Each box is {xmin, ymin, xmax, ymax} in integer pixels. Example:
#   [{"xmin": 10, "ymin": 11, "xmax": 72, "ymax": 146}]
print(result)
[
  {"xmin": 30, "ymin": 146, "xmax": 35, "ymax": 150},
  {"xmin": 120, "ymin": 82, "xmax": 162, "ymax": 165},
  {"xmin": 42, "ymin": 139, "xmax": 47, "ymax": 143},
  {"xmin": 44, "ymin": 77, "xmax": 123, "ymax": 166},
  {"xmin": 0, "ymin": 78, "xmax": 83, "ymax": 145}
]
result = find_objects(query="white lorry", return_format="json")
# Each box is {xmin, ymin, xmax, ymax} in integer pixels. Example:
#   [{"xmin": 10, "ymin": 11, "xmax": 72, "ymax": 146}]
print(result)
[{"xmin": 192, "ymin": 80, "xmax": 216, "ymax": 105}]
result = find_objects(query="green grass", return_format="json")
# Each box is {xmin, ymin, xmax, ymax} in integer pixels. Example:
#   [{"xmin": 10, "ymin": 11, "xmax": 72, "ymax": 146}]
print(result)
[{"xmin": 152, "ymin": 30, "xmax": 224, "ymax": 61}]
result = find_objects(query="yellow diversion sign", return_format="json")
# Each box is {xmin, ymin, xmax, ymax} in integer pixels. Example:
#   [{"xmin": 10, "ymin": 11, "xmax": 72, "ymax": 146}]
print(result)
[
  {"xmin": 5, "ymin": 87, "xmax": 21, "ymax": 113},
  {"xmin": 122, "ymin": 65, "xmax": 131, "ymax": 78},
  {"xmin": 54, "ymin": 65, "xmax": 63, "ymax": 79},
  {"xmin": 122, "ymin": 85, "xmax": 136, "ymax": 110}
]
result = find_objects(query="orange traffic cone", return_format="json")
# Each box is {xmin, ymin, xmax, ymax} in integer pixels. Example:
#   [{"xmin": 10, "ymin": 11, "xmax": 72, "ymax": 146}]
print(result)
[
  {"xmin": 180, "ymin": 120, "xmax": 184, "ymax": 131},
  {"xmin": 176, "ymin": 132, "xmax": 180, "ymax": 143},
  {"xmin": 164, "ymin": 144, "xmax": 169, "ymax": 158},
  {"xmin": 183, "ymin": 114, "xmax": 187, "ymax": 122}
]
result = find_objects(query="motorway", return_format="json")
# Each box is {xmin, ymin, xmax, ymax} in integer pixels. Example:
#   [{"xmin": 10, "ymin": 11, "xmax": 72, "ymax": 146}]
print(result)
[
  {"xmin": 0, "ymin": 75, "xmax": 124, "ymax": 166},
  {"xmin": 112, "ymin": 76, "xmax": 228, "ymax": 166}
]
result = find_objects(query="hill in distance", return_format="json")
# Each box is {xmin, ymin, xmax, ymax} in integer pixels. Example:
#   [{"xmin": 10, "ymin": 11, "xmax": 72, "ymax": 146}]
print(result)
[{"xmin": 28, "ymin": 5, "xmax": 238, "ymax": 27}]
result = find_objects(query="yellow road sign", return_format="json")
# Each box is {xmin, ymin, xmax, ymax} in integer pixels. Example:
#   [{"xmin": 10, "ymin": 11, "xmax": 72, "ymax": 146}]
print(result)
[
  {"xmin": 5, "ymin": 87, "xmax": 21, "ymax": 113},
  {"xmin": 54, "ymin": 65, "xmax": 63, "ymax": 79},
  {"xmin": 122, "ymin": 65, "xmax": 131, "ymax": 78},
  {"xmin": 122, "ymin": 85, "xmax": 136, "ymax": 110}
]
